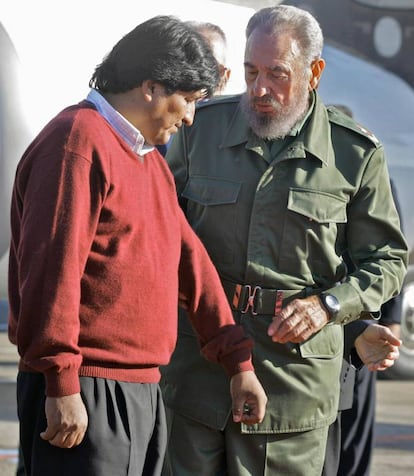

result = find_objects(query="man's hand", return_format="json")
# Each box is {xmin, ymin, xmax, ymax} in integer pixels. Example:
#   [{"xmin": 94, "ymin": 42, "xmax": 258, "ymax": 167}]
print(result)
[
  {"xmin": 386, "ymin": 323, "xmax": 401, "ymax": 340},
  {"xmin": 267, "ymin": 295, "xmax": 329, "ymax": 344},
  {"xmin": 230, "ymin": 370, "xmax": 267, "ymax": 425},
  {"xmin": 40, "ymin": 393, "xmax": 88, "ymax": 448},
  {"xmin": 355, "ymin": 323, "xmax": 401, "ymax": 371}
]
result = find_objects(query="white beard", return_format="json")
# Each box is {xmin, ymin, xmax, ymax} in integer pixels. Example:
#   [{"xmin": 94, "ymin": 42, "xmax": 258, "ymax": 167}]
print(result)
[{"xmin": 240, "ymin": 85, "xmax": 310, "ymax": 140}]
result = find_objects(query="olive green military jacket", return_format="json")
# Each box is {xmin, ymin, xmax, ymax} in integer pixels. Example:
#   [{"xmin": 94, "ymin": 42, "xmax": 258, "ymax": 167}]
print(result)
[{"xmin": 161, "ymin": 92, "xmax": 408, "ymax": 434}]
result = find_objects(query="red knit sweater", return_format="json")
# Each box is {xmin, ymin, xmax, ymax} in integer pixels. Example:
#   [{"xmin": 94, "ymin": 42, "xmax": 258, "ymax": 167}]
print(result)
[{"xmin": 8, "ymin": 102, "xmax": 253, "ymax": 397}]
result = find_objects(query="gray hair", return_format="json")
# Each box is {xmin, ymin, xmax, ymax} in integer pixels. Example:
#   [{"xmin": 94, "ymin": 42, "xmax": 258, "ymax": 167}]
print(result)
[
  {"xmin": 186, "ymin": 21, "xmax": 227, "ymax": 44},
  {"xmin": 246, "ymin": 5, "xmax": 323, "ymax": 67},
  {"xmin": 185, "ymin": 21, "xmax": 227, "ymax": 64}
]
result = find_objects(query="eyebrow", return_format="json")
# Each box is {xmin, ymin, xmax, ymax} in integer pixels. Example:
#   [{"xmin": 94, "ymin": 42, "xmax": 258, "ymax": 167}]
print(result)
[
  {"xmin": 244, "ymin": 62, "xmax": 290, "ymax": 74},
  {"xmin": 244, "ymin": 61, "xmax": 255, "ymax": 69}
]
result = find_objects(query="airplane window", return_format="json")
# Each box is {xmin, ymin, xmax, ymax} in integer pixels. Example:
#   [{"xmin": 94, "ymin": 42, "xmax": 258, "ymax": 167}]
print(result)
[
  {"xmin": 374, "ymin": 16, "xmax": 403, "ymax": 57},
  {"xmin": 353, "ymin": 0, "xmax": 414, "ymax": 9}
]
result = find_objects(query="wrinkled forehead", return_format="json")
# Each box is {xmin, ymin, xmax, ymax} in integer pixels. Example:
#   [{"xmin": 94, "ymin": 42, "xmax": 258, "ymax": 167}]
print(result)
[{"xmin": 244, "ymin": 28, "xmax": 301, "ymax": 66}]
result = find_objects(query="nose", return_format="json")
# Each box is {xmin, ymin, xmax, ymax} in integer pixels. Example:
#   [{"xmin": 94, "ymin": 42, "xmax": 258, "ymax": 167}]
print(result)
[
  {"xmin": 183, "ymin": 101, "xmax": 196, "ymax": 126},
  {"xmin": 252, "ymin": 73, "xmax": 269, "ymax": 97}
]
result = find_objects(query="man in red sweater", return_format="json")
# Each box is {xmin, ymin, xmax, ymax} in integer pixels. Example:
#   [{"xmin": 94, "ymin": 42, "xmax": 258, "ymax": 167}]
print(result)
[{"xmin": 8, "ymin": 16, "xmax": 267, "ymax": 476}]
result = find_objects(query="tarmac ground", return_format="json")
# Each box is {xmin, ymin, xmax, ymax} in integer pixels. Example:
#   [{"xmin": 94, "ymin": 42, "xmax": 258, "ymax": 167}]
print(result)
[{"xmin": 1, "ymin": 330, "xmax": 413, "ymax": 476}]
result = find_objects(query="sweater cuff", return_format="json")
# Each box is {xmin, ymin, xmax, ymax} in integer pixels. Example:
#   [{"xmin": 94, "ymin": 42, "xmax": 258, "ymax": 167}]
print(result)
[
  {"xmin": 200, "ymin": 325, "xmax": 255, "ymax": 377},
  {"xmin": 220, "ymin": 350, "xmax": 255, "ymax": 377},
  {"xmin": 44, "ymin": 367, "xmax": 81, "ymax": 397}
]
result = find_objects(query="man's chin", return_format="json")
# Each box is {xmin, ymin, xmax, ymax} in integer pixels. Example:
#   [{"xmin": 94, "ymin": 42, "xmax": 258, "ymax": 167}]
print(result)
[{"xmin": 156, "ymin": 132, "xmax": 173, "ymax": 146}]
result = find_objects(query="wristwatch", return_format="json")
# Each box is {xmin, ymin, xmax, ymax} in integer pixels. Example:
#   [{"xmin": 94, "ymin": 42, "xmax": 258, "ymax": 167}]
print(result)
[{"xmin": 319, "ymin": 293, "xmax": 340, "ymax": 320}]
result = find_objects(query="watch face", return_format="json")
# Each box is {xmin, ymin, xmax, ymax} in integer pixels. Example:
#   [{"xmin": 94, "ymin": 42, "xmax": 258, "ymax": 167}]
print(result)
[{"xmin": 323, "ymin": 294, "xmax": 340, "ymax": 315}]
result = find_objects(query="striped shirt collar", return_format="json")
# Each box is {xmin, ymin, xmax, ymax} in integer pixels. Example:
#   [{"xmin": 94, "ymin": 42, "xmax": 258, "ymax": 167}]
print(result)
[{"xmin": 86, "ymin": 88, "xmax": 154, "ymax": 157}]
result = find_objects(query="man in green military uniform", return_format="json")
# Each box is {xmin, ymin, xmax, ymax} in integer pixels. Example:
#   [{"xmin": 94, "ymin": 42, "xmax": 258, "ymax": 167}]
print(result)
[{"xmin": 161, "ymin": 5, "xmax": 408, "ymax": 475}]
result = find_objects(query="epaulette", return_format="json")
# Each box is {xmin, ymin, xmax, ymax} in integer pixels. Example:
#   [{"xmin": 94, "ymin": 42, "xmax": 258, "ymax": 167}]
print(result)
[
  {"xmin": 196, "ymin": 93, "xmax": 241, "ymax": 111},
  {"xmin": 327, "ymin": 105, "xmax": 381, "ymax": 148}
]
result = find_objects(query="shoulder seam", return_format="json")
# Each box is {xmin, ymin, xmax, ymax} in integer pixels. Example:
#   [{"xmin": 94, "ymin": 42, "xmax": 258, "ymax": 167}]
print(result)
[{"xmin": 327, "ymin": 108, "xmax": 381, "ymax": 148}]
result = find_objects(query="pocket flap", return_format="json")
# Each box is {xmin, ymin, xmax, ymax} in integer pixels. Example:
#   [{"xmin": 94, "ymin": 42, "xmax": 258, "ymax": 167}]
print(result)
[
  {"xmin": 182, "ymin": 176, "xmax": 241, "ymax": 206},
  {"xmin": 288, "ymin": 188, "xmax": 347, "ymax": 223},
  {"xmin": 299, "ymin": 324, "xmax": 343, "ymax": 359}
]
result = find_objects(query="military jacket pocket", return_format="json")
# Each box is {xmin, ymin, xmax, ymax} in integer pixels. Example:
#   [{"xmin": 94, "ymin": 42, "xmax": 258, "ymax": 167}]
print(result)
[
  {"xmin": 182, "ymin": 177, "xmax": 242, "ymax": 265},
  {"xmin": 239, "ymin": 318, "xmax": 343, "ymax": 434},
  {"xmin": 298, "ymin": 322, "xmax": 343, "ymax": 358},
  {"xmin": 279, "ymin": 188, "xmax": 348, "ymax": 278},
  {"xmin": 182, "ymin": 176, "xmax": 241, "ymax": 206},
  {"xmin": 287, "ymin": 188, "xmax": 347, "ymax": 223}
]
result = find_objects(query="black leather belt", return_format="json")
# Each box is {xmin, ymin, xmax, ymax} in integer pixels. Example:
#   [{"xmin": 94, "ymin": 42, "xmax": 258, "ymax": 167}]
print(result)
[{"xmin": 222, "ymin": 280, "xmax": 304, "ymax": 316}]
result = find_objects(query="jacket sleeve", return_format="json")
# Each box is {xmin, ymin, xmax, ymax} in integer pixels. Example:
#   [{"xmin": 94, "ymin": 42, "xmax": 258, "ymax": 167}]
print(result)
[
  {"xmin": 343, "ymin": 320, "xmax": 371, "ymax": 370},
  {"xmin": 325, "ymin": 146, "xmax": 408, "ymax": 324},
  {"xmin": 379, "ymin": 179, "xmax": 403, "ymax": 326}
]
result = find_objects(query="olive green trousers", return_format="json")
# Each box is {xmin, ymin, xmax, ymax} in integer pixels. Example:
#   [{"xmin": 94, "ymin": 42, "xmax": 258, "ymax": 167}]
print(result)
[{"xmin": 162, "ymin": 409, "xmax": 329, "ymax": 476}]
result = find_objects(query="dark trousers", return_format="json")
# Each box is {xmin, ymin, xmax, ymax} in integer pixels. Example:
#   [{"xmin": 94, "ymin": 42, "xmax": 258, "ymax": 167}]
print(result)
[
  {"xmin": 322, "ymin": 413, "xmax": 341, "ymax": 476},
  {"xmin": 17, "ymin": 372, "xmax": 167, "ymax": 476},
  {"xmin": 323, "ymin": 368, "xmax": 375, "ymax": 476},
  {"xmin": 338, "ymin": 366, "xmax": 375, "ymax": 476}
]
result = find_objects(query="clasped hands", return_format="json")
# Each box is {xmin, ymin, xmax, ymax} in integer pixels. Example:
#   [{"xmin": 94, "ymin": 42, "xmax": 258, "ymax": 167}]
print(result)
[{"xmin": 267, "ymin": 295, "xmax": 401, "ymax": 370}]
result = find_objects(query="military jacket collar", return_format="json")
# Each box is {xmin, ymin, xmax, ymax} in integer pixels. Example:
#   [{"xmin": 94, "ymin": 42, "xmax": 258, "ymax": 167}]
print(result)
[{"xmin": 221, "ymin": 91, "xmax": 334, "ymax": 167}]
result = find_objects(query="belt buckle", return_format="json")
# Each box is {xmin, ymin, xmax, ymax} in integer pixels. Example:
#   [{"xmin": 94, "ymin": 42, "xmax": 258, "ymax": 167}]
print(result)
[
  {"xmin": 274, "ymin": 290, "xmax": 284, "ymax": 315},
  {"xmin": 240, "ymin": 285, "xmax": 261, "ymax": 315}
]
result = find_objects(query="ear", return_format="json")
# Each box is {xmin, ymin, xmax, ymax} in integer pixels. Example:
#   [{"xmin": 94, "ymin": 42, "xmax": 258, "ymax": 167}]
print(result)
[
  {"xmin": 142, "ymin": 80, "xmax": 156, "ymax": 102},
  {"xmin": 224, "ymin": 67, "xmax": 231, "ymax": 84},
  {"xmin": 309, "ymin": 58, "xmax": 325, "ymax": 90}
]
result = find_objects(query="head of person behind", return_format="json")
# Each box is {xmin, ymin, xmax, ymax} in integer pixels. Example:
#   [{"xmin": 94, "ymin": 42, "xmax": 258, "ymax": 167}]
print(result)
[
  {"xmin": 89, "ymin": 15, "xmax": 220, "ymax": 146},
  {"xmin": 185, "ymin": 21, "xmax": 231, "ymax": 95},
  {"xmin": 241, "ymin": 5, "xmax": 325, "ymax": 140}
]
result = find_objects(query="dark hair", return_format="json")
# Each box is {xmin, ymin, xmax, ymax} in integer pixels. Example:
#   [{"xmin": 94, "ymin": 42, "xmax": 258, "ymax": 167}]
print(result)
[{"xmin": 89, "ymin": 15, "xmax": 220, "ymax": 96}]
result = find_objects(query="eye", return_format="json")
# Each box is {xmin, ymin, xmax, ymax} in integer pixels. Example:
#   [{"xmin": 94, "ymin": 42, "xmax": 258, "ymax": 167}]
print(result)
[
  {"xmin": 270, "ymin": 71, "xmax": 289, "ymax": 81},
  {"xmin": 245, "ymin": 68, "xmax": 258, "ymax": 79}
]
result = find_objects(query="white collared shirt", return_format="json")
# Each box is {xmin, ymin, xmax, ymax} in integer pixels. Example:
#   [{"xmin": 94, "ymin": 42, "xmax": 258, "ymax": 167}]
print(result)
[{"xmin": 86, "ymin": 88, "xmax": 154, "ymax": 157}]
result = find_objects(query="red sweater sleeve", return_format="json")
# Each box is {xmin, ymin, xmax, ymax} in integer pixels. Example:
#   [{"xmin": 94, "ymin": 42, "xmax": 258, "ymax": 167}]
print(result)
[
  {"xmin": 10, "ymin": 160, "xmax": 101, "ymax": 395},
  {"xmin": 177, "ymin": 208, "xmax": 254, "ymax": 377}
]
